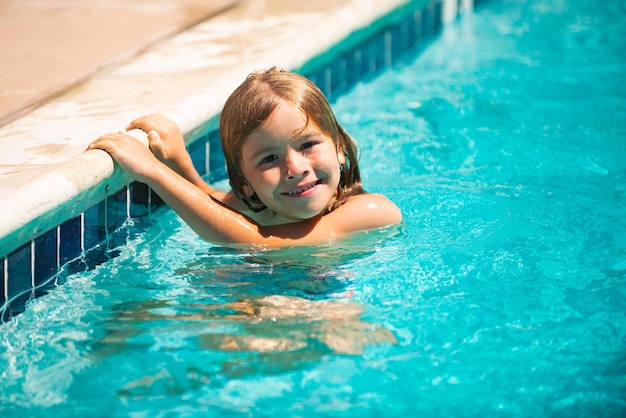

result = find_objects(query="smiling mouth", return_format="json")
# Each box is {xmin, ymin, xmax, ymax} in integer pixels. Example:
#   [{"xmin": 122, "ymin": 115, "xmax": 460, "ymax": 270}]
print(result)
[{"xmin": 283, "ymin": 179, "xmax": 323, "ymax": 195}]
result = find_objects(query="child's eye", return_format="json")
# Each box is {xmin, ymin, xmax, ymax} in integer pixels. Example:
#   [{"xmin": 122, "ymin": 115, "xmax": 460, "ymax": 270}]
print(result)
[
  {"xmin": 259, "ymin": 154, "xmax": 278, "ymax": 165},
  {"xmin": 300, "ymin": 141, "xmax": 317, "ymax": 152}
]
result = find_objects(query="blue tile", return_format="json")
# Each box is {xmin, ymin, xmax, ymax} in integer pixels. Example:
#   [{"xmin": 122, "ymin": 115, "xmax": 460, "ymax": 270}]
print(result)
[
  {"xmin": 304, "ymin": 71, "xmax": 317, "ymax": 86},
  {"xmin": 62, "ymin": 258, "xmax": 88, "ymax": 279},
  {"xmin": 354, "ymin": 48, "xmax": 366, "ymax": 79},
  {"xmin": 383, "ymin": 30, "xmax": 393, "ymax": 67},
  {"xmin": 149, "ymin": 188, "xmax": 165, "ymax": 209},
  {"xmin": 7, "ymin": 242, "xmax": 32, "ymax": 301},
  {"xmin": 310, "ymin": 66, "xmax": 331, "ymax": 96},
  {"xmin": 189, "ymin": 138, "xmax": 208, "ymax": 176},
  {"xmin": 330, "ymin": 57, "xmax": 347, "ymax": 95},
  {"xmin": 0, "ymin": 257, "xmax": 5, "ymax": 307},
  {"xmin": 106, "ymin": 188, "xmax": 128, "ymax": 232},
  {"xmin": 1, "ymin": 306, "xmax": 10, "ymax": 322},
  {"xmin": 433, "ymin": 1, "xmax": 443, "ymax": 33},
  {"xmin": 390, "ymin": 18, "xmax": 410, "ymax": 61},
  {"xmin": 422, "ymin": 3, "xmax": 432, "ymax": 38},
  {"xmin": 411, "ymin": 9, "xmax": 424, "ymax": 46},
  {"xmin": 374, "ymin": 32, "xmax": 387, "ymax": 70},
  {"xmin": 33, "ymin": 228, "xmax": 60, "ymax": 300},
  {"xmin": 311, "ymin": 67, "xmax": 323, "ymax": 93},
  {"xmin": 344, "ymin": 48, "xmax": 363, "ymax": 83},
  {"xmin": 208, "ymin": 130, "xmax": 225, "ymax": 173},
  {"xmin": 32, "ymin": 281, "xmax": 56, "ymax": 300},
  {"xmin": 84, "ymin": 201, "xmax": 107, "ymax": 249},
  {"xmin": 129, "ymin": 182, "xmax": 151, "ymax": 218},
  {"xmin": 364, "ymin": 38, "xmax": 379, "ymax": 73},
  {"xmin": 207, "ymin": 166, "xmax": 228, "ymax": 184},
  {"xmin": 208, "ymin": 129, "xmax": 220, "ymax": 145},
  {"xmin": 322, "ymin": 66, "xmax": 334, "ymax": 96},
  {"xmin": 59, "ymin": 215, "xmax": 82, "ymax": 265},
  {"xmin": 34, "ymin": 228, "xmax": 58, "ymax": 287},
  {"xmin": 422, "ymin": 1, "xmax": 442, "ymax": 38},
  {"xmin": 3, "ymin": 292, "xmax": 31, "ymax": 320}
]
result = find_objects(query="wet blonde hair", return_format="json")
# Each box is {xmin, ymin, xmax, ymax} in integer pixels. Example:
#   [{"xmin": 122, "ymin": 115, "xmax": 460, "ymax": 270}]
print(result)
[{"xmin": 219, "ymin": 67, "xmax": 363, "ymax": 213}]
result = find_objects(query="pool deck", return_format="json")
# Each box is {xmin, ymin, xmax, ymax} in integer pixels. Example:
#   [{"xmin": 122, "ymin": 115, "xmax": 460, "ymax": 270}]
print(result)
[
  {"xmin": 0, "ymin": 0, "xmax": 243, "ymax": 125},
  {"xmin": 0, "ymin": 0, "xmax": 467, "ymax": 259}
]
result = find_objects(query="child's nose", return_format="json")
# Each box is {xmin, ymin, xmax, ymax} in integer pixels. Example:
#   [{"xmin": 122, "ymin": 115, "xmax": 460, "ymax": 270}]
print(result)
[{"xmin": 284, "ymin": 152, "xmax": 309, "ymax": 179}]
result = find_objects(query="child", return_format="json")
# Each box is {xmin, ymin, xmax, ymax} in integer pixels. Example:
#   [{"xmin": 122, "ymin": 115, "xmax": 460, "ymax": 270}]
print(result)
[{"xmin": 89, "ymin": 68, "xmax": 402, "ymax": 247}]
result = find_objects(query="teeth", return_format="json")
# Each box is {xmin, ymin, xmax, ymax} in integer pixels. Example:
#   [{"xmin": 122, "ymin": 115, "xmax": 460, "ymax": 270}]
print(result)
[{"xmin": 288, "ymin": 183, "xmax": 315, "ymax": 195}]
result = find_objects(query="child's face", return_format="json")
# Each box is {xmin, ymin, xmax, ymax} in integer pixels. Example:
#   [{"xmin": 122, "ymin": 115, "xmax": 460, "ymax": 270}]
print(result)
[{"xmin": 239, "ymin": 101, "xmax": 346, "ymax": 222}]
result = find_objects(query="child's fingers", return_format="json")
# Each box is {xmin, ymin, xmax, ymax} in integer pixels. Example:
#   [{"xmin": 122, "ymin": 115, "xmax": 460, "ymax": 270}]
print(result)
[
  {"xmin": 89, "ymin": 132, "xmax": 144, "ymax": 153},
  {"xmin": 147, "ymin": 130, "xmax": 163, "ymax": 148},
  {"xmin": 89, "ymin": 132, "xmax": 118, "ymax": 148},
  {"xmin": 88, "ymin": 133, "xmax": 126, "ymax": 154},
  {"xmin": 147, "ymin": 130, "xmax": 168, "ymax": 159},
  {"xmin": 127, "ymin": 114, "xmax": 152, "ymax": 132},
  {"xmin": 127, "ymin": 113, "xmax": 167, "ymax": 132}
]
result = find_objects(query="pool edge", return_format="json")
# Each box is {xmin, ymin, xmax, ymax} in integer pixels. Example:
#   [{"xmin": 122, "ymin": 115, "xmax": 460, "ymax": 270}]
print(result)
[{"xmin": 1, "ymin": 0, "xmax": 480, "ymax": 319}]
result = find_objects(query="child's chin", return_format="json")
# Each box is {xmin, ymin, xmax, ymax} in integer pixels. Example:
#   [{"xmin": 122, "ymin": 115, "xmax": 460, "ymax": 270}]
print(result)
[{"xmin": 281, "ymin": 208, "xmax": 326, "ymax": 223}]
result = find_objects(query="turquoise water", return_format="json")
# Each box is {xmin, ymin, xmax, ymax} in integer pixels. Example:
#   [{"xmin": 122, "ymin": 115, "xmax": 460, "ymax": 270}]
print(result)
[{"xmin": 2, "ymin": 0, "xmax": 626, "ymax": 416}]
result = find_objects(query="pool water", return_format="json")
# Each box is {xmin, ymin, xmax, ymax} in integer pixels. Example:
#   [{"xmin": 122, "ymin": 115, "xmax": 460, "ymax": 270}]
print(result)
[{"xmin": 2, "ymin": 0, "xmax": 626, "ymax": 416}]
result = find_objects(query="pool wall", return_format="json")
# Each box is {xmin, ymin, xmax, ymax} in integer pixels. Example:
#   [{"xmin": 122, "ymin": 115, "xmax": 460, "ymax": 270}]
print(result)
[{"xmin": 0, "ymin": 0, "xmax": 485, "ymax": 320}]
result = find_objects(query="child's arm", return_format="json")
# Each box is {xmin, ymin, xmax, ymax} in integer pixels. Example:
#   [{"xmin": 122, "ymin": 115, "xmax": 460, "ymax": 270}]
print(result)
[
  {"xmin": 89, "ymin": 131, "xmax": 253, "ymax": 240},
  {"xmin": 89, "ymin": 132, "xmax": 401, "ymax": 247}
]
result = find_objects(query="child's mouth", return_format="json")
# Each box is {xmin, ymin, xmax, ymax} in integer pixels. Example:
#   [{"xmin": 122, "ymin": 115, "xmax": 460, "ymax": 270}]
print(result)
[{"xmin": 283, "ymin": 180, "xmax": 323, "ymax": 196}]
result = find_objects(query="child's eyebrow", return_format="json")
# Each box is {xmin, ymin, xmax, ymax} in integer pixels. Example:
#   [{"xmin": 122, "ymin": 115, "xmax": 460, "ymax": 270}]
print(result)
[
  {"xmin": 249, "ymin": 144, "xmax": 278, "ymax": 156},
  {"xmin": 291, "ymin": 126, "xmax": 322, "ymax": 140}
]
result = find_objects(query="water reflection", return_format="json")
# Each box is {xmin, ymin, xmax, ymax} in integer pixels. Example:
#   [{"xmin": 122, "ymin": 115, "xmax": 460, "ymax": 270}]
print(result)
[{"xmin": 88, "ymin": 241, "xmax": 398, "ymax": 399}]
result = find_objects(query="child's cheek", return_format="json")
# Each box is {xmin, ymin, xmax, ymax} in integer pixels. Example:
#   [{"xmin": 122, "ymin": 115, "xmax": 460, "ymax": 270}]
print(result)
[{"xmin": 252, "ymin": 169, "xmax": 280, "ymax": 195}]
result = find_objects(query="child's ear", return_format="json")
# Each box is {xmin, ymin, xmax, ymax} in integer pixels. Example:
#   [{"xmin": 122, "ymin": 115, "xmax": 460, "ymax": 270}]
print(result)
[
  {"xmin": 337, "ymin": 146, "xmax": 346, "ymax": 165},
  {"xmin": 240, "ymin": 181, "xmax": 266, "ymax": 212},
  {"xmin": 242, "ymin": 182, "xmax": 254, "ymax": 198}
]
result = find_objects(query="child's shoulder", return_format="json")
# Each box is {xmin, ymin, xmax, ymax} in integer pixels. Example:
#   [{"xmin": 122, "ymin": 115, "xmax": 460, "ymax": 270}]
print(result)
[
  {"xmin": 333, "ymin": 192, "xmax": 403, "ymax": 230},
  {"xmin": 216, "ymin": 190, "xmax": 247, "ymax": 211}
]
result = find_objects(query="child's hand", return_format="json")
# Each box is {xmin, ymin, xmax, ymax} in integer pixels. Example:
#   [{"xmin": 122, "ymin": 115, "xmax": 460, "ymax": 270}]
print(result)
[
  {"xmin": 127, "ymin": 114, "xmax": 188, "ymax": 170},
  {"xmin": 89, "ymin": 131, "xmax": 161, "ymax": 183},
  {"xmin": 124, "ymin": 113, "xmax": 208, "ymax": 190}
]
